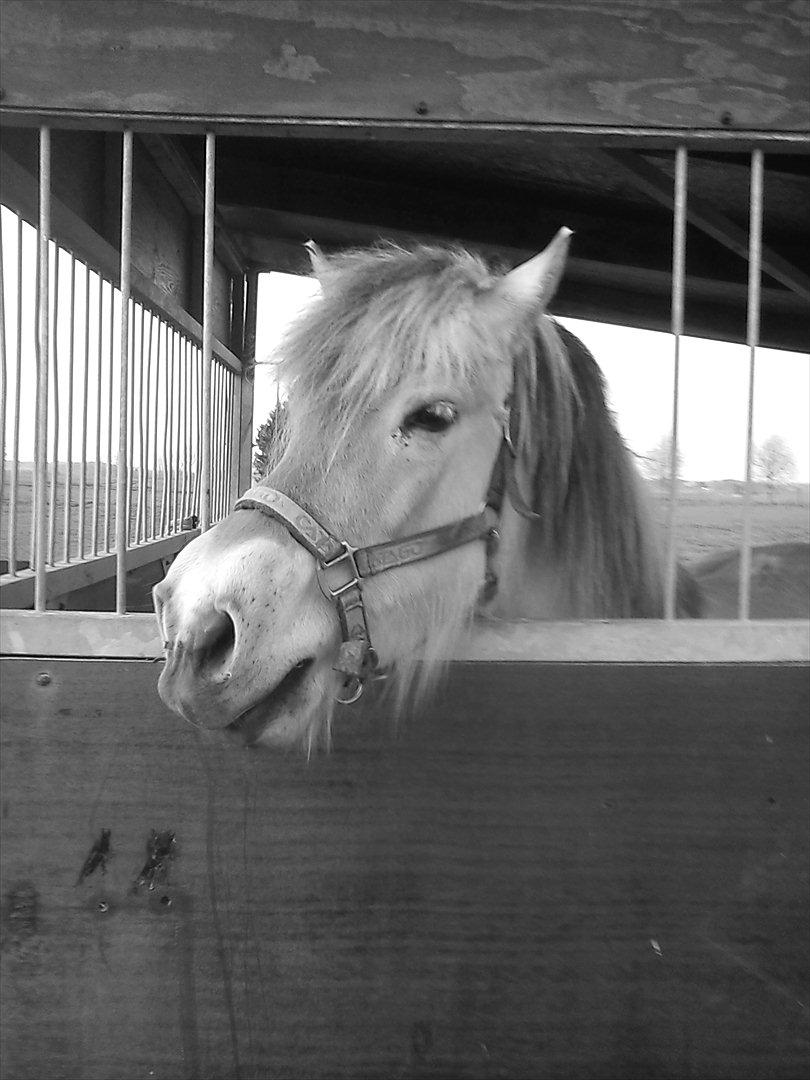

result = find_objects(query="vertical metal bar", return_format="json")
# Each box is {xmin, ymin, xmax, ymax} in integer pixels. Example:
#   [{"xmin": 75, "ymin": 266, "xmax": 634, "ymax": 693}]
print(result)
[
  {"xmin": 116, "ymin": 129, "xmax": 133, "ymax": 614},
  {"xmin": 8, "ymin": 215, "xmax": 24, "ymax": 576},
  {"xmin": 78, "ymin": 264, "xmax": 90, "ymax": 558},
  {"xmin": 92, "ymin": 273, "xmax": 104, "ymax": 554},
  {"xmin": 160, "ymin": 323, "xmax": 170, "ymax": 536},
  {"xmin": 150, "ymin": 319, "xmax": 161, "ymax": 539},
  {"xmin": 47, "ymin": 248, "xmax": 60, "ymax": 565},
  {"xmin": 664, "ymin": 146, "xmax": 687, "ymax": 620},
  {"xmin": 142, "ymin": 310, "xmax": 154, "ymax": 541},
  {"xmin": 181, "ymin": 337, "xmax": 191, "ymax": 522},
  {"xmin": 0, "ymin": 209, "xmax": 7, "ymax": 553},
  {"xmin": 192, "ymin": 342, "xmax": 203, "ymax": 519},
  {"xmin": 238, "ymin": 269, "xmax": 259, "ymax": 497},
  {"xmin": 104, "ymin": 279, "xmax": 114, "ymax": 551},
  {"xmin": 168, "ymin": 328, "xmax": 177, "ymax": 533},
  {"xmin": 34, "ymin": 127, "xmax": 51, "ymax": 611},
  {"xmin": 201, "ymin": 132, "xmax": 215, "ymax": 531},
  {"xmin": 62, "ymin": 257, "xmax": 76, "ymax": 562},
  {"xmin": 225, "ymin": 368, "xmax": 235, "ymax": 512},
  {"xmin": 211, "ymin": 360, "xmax": 220, "ymax": 522},
  {"xmin": 739, "ymin": 150, "xmax": 764, "ymax": 621},
  {"xmin": 135, "ymin": 304, "xmax": 146, "ymax": 543}
]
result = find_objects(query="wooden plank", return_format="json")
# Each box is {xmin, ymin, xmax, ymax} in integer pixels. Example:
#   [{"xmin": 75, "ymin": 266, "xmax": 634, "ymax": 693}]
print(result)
[
  {"xmin": 1, "ymin": 1, "xmax": 808, "ymax": 133},
  {"xmin": 0, "ymin": 530, "xmax": 199, "ymax": 610},
  {"xmin": 1, "ymin": 658, "xmax": 807, "ymax": 1079},
  {"xmin": 0, "ymin": 149, "xmax": 243, "ymax": 373},
  {"xmin": 3, "ymin": 610, "xmax": 809, "ymax": 662}
]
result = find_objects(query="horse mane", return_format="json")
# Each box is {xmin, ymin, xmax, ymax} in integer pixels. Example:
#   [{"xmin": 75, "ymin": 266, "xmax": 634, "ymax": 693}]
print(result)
[
  {"xmin": 272, "ymin": 242, "xmax": 701, "ymax": 630},
  {"xmin": 521, "ymin": 321, "xmax": 701, "ymax": 618}
]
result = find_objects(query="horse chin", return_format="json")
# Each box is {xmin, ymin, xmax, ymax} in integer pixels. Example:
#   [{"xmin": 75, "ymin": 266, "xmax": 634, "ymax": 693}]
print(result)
[{"xmin": 225, "ymin": 658, "xmax": 325, "ymax": 750}]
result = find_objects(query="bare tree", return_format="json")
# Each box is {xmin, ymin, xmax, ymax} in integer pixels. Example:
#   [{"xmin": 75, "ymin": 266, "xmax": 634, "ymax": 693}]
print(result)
[
  {"xmin": 753, "ymin": 434, "xmax": 795, "ymax": 492},
  {"xmin": 640, "ymin": 434, "xmax": 683, "ymax": 484},
  {"xmin": 253, "ymin": 400, "xmax": 287, "ymax": 480}
]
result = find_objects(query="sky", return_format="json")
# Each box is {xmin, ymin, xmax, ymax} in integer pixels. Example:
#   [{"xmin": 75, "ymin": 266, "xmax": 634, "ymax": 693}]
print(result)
[{"xmin": 254, "ymin": 271, "xmax": 810, "ymax": 484}]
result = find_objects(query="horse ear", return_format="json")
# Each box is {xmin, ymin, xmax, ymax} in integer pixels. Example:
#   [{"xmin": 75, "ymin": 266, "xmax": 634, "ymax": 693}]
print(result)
[
  {"xmin": 497, "ymin": 227, "xmax": 573, "ymax": 311},
  {"xmin": 304, "ymin": 239, "xmax": 328, "ymax": 281}
]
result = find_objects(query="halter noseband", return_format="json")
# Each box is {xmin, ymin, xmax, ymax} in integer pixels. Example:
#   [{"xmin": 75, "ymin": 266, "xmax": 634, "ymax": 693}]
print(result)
[{"xmin": 234, "ymin": 408, "xmax": 527, "ymax": 704}]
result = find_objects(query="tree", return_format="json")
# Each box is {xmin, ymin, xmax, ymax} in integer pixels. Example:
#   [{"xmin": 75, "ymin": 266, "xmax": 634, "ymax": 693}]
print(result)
[
  {"xmin": 753, "ymin": 434, "xmax": 795, "ymax": 488},
  {"xmin": 253, "ymin": 400, "xmax": 287, "ymax": 480},
  {"xmin": 640, "ymin": 434, "xmax": 683, "ymax": 484}
]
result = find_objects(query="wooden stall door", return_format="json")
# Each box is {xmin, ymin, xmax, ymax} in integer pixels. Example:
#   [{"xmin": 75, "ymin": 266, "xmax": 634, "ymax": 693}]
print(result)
[{"xmin": 1, "ymin": 659, "xmax": 808, "ymax": 1079}]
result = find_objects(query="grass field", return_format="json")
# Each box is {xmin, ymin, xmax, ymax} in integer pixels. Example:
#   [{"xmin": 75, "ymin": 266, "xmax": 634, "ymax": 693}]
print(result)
[{"xmin": 651, "ymin": 487, "xmax": 810, "ymax": 565}]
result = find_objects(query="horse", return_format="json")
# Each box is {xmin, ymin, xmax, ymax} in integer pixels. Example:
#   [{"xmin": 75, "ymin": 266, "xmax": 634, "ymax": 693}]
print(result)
[{"xmin": 154, "ymin": 230, "xmax": 809, "ymax": 752}]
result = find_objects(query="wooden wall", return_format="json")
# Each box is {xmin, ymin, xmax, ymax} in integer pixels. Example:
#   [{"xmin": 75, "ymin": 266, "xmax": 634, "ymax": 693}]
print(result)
[
  {"xmin": 1, "ymin": 0, "xmax": 808, "ymax": 134},
  {"xmin": 0, "ymin": 127, "xmax": 234, "ymax": 344},
  {"xmin": 2, "ymin": 658, "xmax": 807, "ymax": 1079}
]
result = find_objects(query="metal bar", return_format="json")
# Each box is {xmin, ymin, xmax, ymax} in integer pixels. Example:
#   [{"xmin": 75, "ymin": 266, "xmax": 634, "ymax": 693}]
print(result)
[
  {"xmin": 200, "ymin": 132, "xmax": 215, "ymax": 531},
  {"xmin": 739, "ymin": 151, "xmax": 765, "ymax": 621},
  {"xmin": 2, "ymin": 110, "xmax": 809, "ymax": 149},
  {"xmin": 8, "ymin": 215, "xmax": 23, "ymax": 576},
  {"xmin": 142, "ymin": 309, "xmax": 154, "ymax": 541},
  {"xmin": 181, "ymin": 336, "xmax": 191, "ymax": 522},
  {"xmin": 239, "ymin": 269, "xmax": 259, "ymax": 497},
  {"xmin": 0, "ymin": 209, "xmax": 7, "ymax": 556},
  {"xmin": 160, "ymin": 322, "xmax": 170, "ymax": 536},
  {"xmin": 63, "ymin": 257, "xmax": 76, "ymax": 562},
  {"xmin": 664, "ymin": 146, "xmax": 687, "ymax": 621},
  {"xmin": 150, "ymin": 318, "xmax": 161, "ymax": 539},
  {"xmin": 135, "ymin": 304, "xmax": 146, "ymax": 542},
  {"xmin": 33, "ymin": 127, "xmax": 51, "ymax": 612},
  {"xmin": 126, "ymin": 300, "xmax": 136, "ymax": 544},
  {"xmin": 116, "ymin": 129, "xmax": 133, "ymax": 614},
  {"xmin": 192, "ymin": 342, "xmax": 203, "ymax": 520},
  {"xmin": 167, "ymin": 328, "xmax": 177, "ymax": 533},
  {"xmin": 91, "ymin": 272, "xmax": 103, "ymax": 555},
  {"xmin": 211, "ymin": 361, "xmax": 221, "ymax": 522},
  {"xmin": 77, "ymin": 264, "xmax": 90, "ymax": 558},
  {"xmin": 47, "ymin": 247, "xmax": 60, "ymax": 565},
  {"xmin": 104, "ymin": 279, "xmax": 114, "ymax": 551},
  {"xmin": 227, "ymin": 368, "xmax": 235, "ymax": 513},
  {"xmin": 605, "ymin": 149, "xmax": 810, "ymax": 302}
]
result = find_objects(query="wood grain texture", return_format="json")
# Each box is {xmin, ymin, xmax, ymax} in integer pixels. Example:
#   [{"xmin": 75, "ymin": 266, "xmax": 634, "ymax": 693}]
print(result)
[
  {"xmin": 1, "ymin": 659, "xmax": 808, "ymax": 1079},
  {"xmin": 1, "ymin": 0, "xmax": 808, "ymax": 132}
]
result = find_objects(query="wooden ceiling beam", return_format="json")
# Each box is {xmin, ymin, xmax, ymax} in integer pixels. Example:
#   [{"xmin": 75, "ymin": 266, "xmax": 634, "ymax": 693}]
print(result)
[
  {"xmin": 139, "ymin": 134, "xmax": 247, "ymax": 275},
  {"xmin": 605, "ymin": 149, "xmax": 810, "ymax": 302}
]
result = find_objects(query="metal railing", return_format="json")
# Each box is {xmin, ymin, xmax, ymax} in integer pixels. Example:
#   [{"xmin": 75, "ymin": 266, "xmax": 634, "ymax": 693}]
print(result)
[
  {"xmin": 0, "ymin": 130, "xmax": 806, "ymax": 628},
  {"xmin": 0, "ymin": 130, "xmax": 238, "ymax": 611}
]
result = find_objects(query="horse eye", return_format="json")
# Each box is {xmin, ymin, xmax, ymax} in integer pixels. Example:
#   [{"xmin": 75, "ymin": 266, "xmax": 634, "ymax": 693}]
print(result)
[{"xmin": 403, "ymin": 401, "xmax": 458, "ymax": 434}]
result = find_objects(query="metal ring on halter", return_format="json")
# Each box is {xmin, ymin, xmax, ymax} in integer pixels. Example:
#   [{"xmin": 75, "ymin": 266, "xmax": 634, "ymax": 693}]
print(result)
[{"xmin": 336, "ymin": 676, "xmax": 364, "ymax": 705}]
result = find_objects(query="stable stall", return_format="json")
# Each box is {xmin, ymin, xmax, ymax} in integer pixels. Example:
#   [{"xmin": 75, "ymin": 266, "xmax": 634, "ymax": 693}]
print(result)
[{"xmin": 1, "ymin": 2, "xmax": 808, "ymax": 1077}]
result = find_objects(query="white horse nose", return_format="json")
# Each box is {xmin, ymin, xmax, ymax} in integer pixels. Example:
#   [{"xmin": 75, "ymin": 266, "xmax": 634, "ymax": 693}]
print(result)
[{"xmin": 154, "ymin": 580, "xmax": 238, "ymax": 730}]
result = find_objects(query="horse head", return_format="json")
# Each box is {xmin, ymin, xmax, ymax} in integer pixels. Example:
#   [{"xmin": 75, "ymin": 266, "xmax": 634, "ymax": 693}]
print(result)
[{"xmin": 155, "ymin": 229, "xmax": 675, "ymax": 750}]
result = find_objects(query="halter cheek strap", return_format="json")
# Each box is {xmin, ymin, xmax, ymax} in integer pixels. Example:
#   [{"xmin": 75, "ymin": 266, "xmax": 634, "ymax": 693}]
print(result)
[{"xmin": 234, "ymin": 486, "xmax": 499, "ymax": 703}]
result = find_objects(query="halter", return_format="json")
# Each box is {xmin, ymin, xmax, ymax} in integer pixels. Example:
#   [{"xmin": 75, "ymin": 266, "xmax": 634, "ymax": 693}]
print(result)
[{"xmin": 234, "ymin": 404, "xmax": 530, "ymax": 704}]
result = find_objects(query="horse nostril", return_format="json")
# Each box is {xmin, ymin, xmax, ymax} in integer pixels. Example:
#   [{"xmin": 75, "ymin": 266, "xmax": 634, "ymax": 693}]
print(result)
[{"xmin": 193, "ymin": 610, "xmax": 237, "ymax": 676}]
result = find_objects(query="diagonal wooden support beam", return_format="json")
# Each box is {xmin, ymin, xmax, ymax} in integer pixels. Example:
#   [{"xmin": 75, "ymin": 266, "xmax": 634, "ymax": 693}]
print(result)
[{"xmin": 605, "ymin": 150, "xmax": 810, "ymax": 303}]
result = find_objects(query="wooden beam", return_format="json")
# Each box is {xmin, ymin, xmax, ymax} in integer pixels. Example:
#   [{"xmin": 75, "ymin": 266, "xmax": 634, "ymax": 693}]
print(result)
[
  {"xmin": 605, "ymin": 150, "xmax": 810, "ymax": 301},
  {"xmin": 0, "ymin": 150, "xmax": 242, "ymax": 373},
  {"xmin": 0, "ymin": 530, "xmax": 199, "ymax": 610},
  {"xmin": 226, "ymin": 207, "xmax": 809, "ymax": 349},
  {"xmin": 2, "ymin": 611, "xmax": 808, "ymax": 662},
  {"xmin": 1, "ymin": 1, "xmax": 808, "ymax": 133},
  {"xmin": 139, "ymin": 134, "xmax": 246, "ymax": 275}
]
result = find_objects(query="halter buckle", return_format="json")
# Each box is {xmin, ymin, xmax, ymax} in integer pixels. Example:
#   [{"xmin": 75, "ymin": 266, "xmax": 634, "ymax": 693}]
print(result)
[{"xmin": 316, "ymin": 544, "xmax": 361, "ymax": 600}]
